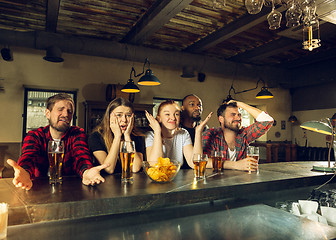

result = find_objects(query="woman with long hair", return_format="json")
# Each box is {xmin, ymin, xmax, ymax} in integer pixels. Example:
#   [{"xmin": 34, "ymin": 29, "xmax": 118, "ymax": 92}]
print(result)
[
  {"xmin": 88, "ymin": 98, "xmax": 144, "ymax": 174},
  {"xmin": 145, "ymin": 100, "xmax": 212, "ymax": 168}
]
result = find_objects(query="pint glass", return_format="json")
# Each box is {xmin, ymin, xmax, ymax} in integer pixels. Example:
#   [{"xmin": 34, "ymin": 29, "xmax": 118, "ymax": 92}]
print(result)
[
  {"xmin": 247, "ymin": 146, "xmax": 259, "ymax": 174},
  {"xmin": 120, "ymin": 141, "xmax": 135, "ymax": 183},
  {"xmin": 48, "ymin": 140, "xmax": 64, "ymax": 184},
  {"xmin": 193, "ymin": 154, "xmax": 208, "ymax": 179}
]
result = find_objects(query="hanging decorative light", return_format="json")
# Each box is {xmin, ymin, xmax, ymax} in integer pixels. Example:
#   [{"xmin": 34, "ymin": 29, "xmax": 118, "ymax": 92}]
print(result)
[{"xmin": 244, "ymin": 0, "xmax": 321, "ymax": 50}]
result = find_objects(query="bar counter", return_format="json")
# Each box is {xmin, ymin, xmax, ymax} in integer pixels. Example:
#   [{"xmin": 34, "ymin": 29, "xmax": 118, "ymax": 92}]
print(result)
[{"xmin": 1, "ymin": 161, "xmax": 336, "ymax": 228}]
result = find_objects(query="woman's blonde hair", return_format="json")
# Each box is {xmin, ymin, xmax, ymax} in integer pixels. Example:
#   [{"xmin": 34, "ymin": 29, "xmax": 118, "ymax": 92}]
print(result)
[{"xmin": 94, "ymin": 98, "xmax": 141, "ymax": 151}]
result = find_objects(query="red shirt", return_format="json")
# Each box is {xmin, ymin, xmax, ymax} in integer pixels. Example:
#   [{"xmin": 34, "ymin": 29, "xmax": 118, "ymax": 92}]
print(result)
[
  {"xmin": 202, "ymin": 121, "xmax": 273, "ymax": 160},
  {"xmin": 18, "ymin": 126, "xmax": 93, "ymax": 179}
]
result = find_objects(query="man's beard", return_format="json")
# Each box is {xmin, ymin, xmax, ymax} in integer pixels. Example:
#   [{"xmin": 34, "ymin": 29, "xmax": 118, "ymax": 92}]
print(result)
[
  {"xmin": 191, "ymin": 111, "xmax": 201, "ymax": 122},
  {"xmin": 49, "ymin": 119, "xmax": 70, "ymax": 133},
  {"xmin": 224, "ymin": 120, "xmax": 241, "ymax": 132}
]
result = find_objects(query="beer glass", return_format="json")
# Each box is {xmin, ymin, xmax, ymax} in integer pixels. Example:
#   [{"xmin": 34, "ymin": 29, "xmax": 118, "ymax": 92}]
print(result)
[
  {"xmin": 211, "ymin": 151, "xmax": 224, "ymax": 173},
  {"xmin": 247, "ymin": 146, "xmax": 259, "ymax": 174},
  {"xmin": 48, "ymin": 140, "xmax": 64, "ymax": 184},
  {"xmin": 120, "ymin": 141, "xmax": 135, "ymax": 183},
  {"xmin": 192, "ymin": 154, "xmax": 208, "ymax": 179},
  {"xmin": 0, "ymin": 203, "xmax": 8, "ymax": 239}
]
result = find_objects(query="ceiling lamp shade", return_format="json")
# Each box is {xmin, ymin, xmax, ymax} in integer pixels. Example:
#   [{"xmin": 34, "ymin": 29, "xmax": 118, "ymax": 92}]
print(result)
[
  {"xmin": 43, "ymin": 46, "xmax": 64, "ymax": 63},
  {"xmin": 300, "ymin": 121, "xmax": 332, "ymax": 135},
  {"xmin": 138, "ymin": 69, "xmax": 160, "ymax": 86},
  {"xmin": 121, "ymin": 78, "xmax": 140, "ymax": 93},
  {"xmin": 228, "ymin": 78, "xmax": 274, "ymax": 100},
  {"xmin": 256, "ymin": 87, "xmax": 274, "ymax": 99}
]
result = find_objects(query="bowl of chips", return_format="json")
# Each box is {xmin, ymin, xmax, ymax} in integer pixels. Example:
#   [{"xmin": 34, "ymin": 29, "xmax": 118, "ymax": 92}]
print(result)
[{"xmin": 143, "ymin": 157, "xmax": 181, "ymax": 183}]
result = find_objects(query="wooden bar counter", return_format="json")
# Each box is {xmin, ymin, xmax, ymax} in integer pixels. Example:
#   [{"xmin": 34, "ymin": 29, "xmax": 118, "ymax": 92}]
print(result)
[{"xmin": 1, "ymin": 161, "xmax": 336, "ymax": 227}]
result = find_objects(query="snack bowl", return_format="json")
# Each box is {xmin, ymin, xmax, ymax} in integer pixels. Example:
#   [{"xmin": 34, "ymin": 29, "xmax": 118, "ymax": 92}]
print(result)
[{"xmin": 143, "ymin": 159, "xmax": 181, "ymax": 183}]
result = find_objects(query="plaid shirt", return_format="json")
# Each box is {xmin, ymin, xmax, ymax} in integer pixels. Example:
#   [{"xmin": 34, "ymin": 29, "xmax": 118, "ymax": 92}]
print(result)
[
  {"xmin": 18, "ymin": 126, "xmax": 93, "ymax": 179},
  {"xmin": 202, "ymin": 121, "xmax": 273, "ymax": 160}
]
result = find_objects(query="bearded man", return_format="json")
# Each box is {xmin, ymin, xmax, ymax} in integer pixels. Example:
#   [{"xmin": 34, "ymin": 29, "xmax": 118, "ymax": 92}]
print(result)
[
  {"xmin": 7, "ymin": 93, "xmax": 108, "ymax": 190},
  {"xmin": 202, "ymin": 101, "xmax": 273, "ymax": 172},
  {"xmin": 181, "ymin": 94, "xmax": 208, "ymax": 144}
]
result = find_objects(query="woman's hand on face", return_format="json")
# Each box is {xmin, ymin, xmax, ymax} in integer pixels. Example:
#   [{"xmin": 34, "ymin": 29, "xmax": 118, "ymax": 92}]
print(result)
[
  {"xmin": 110, "ymin": 113, "xmax": 122, "ymax": 138},
  {"xmin": 124, "ymin": 113, "xmax": 134, "ymax": 137},
  {"xmin": 145, "ymin": 111, "xmax": 161, "ymax": 133},
  {"xmin": 196, "ymin": 112, "xmax": 213, "ymax": 133}
]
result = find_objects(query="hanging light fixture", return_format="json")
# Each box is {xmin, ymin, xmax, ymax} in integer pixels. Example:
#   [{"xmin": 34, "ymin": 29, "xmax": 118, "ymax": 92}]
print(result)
[
  {"xmin": 121, "ymin": 72, "xmax": 140, "ymax": 93},
  {"xmin": 137, "ymin": 58, "xmax": 160, "ymax": 86},
  {"xmin": 121, "ymin": 58, "xmax": 160, "ymax": 93},
  {"xmin": 256, "ymin": 86, "xmax": 273, "ymax": 99},
  {"xmin": 244, "ymin": 0, "xmax": 321, "ymax": 50},
  {"xmin": 225, "ymin": 78, "xmax": 274, "ymax": 100}
]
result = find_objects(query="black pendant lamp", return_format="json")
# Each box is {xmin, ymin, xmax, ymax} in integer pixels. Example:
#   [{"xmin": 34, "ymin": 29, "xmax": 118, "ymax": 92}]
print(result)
[
  {"xmin": 121, "ymin": 78, "xmax": 140, "ymax": 93},
  {"xmin": 256, "ymin": 87, "xmax": 273, "ymax": 99},
  {"xmin": 138, "ymin": 58, "xmax": 160, "ymax": 86}
]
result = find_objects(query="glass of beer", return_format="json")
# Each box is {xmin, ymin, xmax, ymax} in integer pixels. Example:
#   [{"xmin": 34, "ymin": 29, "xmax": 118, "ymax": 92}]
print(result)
[
  {"xmin": 0, "ymin": 203, "xmax": 8, "ymax": 240},
  {"xmin": 120, "ymin": 141, "xmax": 135, "ymax": 183},
  {"xmin": 192, "ymin": 154, "xmax": 208, "ymax": 179},
  {"xmin": 211, "ymin": 151, "xmax": 224, "ymax": 174},
  {"xmin": 247, "ymin": 146, "xmax": 259, "ymax": 174},
  {"xmin": 48, "ymin": 140, "xmax": 64, "ymax": 184}
]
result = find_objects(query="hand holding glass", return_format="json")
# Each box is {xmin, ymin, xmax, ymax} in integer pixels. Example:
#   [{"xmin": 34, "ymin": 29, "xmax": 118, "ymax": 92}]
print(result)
[
  {"xmin": 120, "ymin": 141, "xmax": 135, "ymax": 183},
  {"xmin": 48, "ymin": 140, "xmax": 64, "ymax": 184},
  {"xmin": 193, "ymin": 154, "xmax": 208, "ymax": 179},
  {"xmin": 247, "ymin": 146, "xmax": 259, "ymax": 174}
]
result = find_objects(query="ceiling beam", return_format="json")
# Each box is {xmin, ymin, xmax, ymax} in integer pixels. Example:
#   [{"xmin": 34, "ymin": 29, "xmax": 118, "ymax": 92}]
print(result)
[
  {"xmin": 229, "ymin": 37, "xmax": 301, "ymax": 63},
  {"xmin": 46, "ymin": 0, "xmax": 61, "ymax": 32},
  {"xmin": 121, "ymin": 0, "xmax": 193, "ymax": 45},
  {"xmin": 185, "ymin": 6, "xmax": 286, "ymax": 53}
]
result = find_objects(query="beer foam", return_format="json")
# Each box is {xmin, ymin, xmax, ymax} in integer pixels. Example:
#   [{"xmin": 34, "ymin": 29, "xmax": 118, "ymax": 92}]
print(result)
[{"xmin": 0, "ymin": 203, "xmax": 8, "ymax": 213}]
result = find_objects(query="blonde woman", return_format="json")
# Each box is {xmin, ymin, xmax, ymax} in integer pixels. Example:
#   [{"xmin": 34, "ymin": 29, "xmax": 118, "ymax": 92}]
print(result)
[
  {"xmin": 88, "ymin": 98, "xmax": 144, "ymax": 174},
  {"xmin": 145, "ymin": 100, "xmax": 212, "ymax": 168}
]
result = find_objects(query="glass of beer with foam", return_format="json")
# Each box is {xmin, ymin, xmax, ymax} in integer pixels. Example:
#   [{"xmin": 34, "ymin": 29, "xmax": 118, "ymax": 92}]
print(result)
[
  {"xmin": 247, "ymin": 146, "xmax": 259, "ymax": 174},
  {"xmin": 48, "ymin": 140, "xmax": 64, "ymax": 184},
  {"xmin": 120, "ymin": 141, "xmax": 135, "ymax": 183}
]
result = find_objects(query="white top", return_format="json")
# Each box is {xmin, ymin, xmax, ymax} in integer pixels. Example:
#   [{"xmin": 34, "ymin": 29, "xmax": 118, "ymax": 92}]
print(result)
[{"xmin": 145, "ymin": 128, "xmax": 192, "ymax": 165}]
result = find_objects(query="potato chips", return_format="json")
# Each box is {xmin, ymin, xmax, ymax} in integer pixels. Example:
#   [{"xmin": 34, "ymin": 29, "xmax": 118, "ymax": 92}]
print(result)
[{"xmin": 146, "ymin": 157, "xmax": 179, "ymax": 182}]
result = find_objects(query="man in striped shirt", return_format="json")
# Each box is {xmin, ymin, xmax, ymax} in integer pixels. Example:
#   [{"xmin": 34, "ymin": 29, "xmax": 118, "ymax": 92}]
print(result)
[
  {"xmin": 202, "ymin": 100, "xmax": 273, "ymax": 172},
  {"xmin": 7, "ymin": 93, "xmax": 108, "ymax": 190}
]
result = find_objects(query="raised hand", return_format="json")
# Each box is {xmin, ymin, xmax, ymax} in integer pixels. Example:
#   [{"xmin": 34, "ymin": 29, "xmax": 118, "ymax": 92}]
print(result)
[
  {"xmin": 196, "ymin": 112, "xmax": 213, "ymax": 133},
  {"xmin": 82, "ymin": 163, "xmax": 109, "ymax": 186},
  {"xmin": 145, "ymin": 111, "xmax": 161, "ymax": 133},
  {"xmin": 110, "ymin": 113, "xmax": 122, "ymax": 138},
  {"xmin": 7, "ymin": 159, "xmax": 33, "ymax": 190}
]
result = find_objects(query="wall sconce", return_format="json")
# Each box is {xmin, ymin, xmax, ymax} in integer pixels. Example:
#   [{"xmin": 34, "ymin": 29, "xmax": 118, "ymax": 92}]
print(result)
[
  {"xmin": 300, "ymin": 118, "xmax": 335, "ymax": 172},
  {"xmin": 121, "ymin": 58, "xmax": 160, "ymax": 93},
  {"xmin": 223, "ymin": 78, "xmax": 274, "ymax": 102},
  {"xmin": 288, "ymin": 115, "xmax": 298, "ymax": 124},
  {"xmin": 43, "ymin": 46, "xmax": 64, "ymax": 63}
]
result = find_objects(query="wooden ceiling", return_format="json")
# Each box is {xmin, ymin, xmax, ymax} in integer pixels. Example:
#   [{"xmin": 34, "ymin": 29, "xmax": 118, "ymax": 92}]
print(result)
[{"xmin": 0, "ymin": 0, "xmax": 336, "ymax": 69}]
